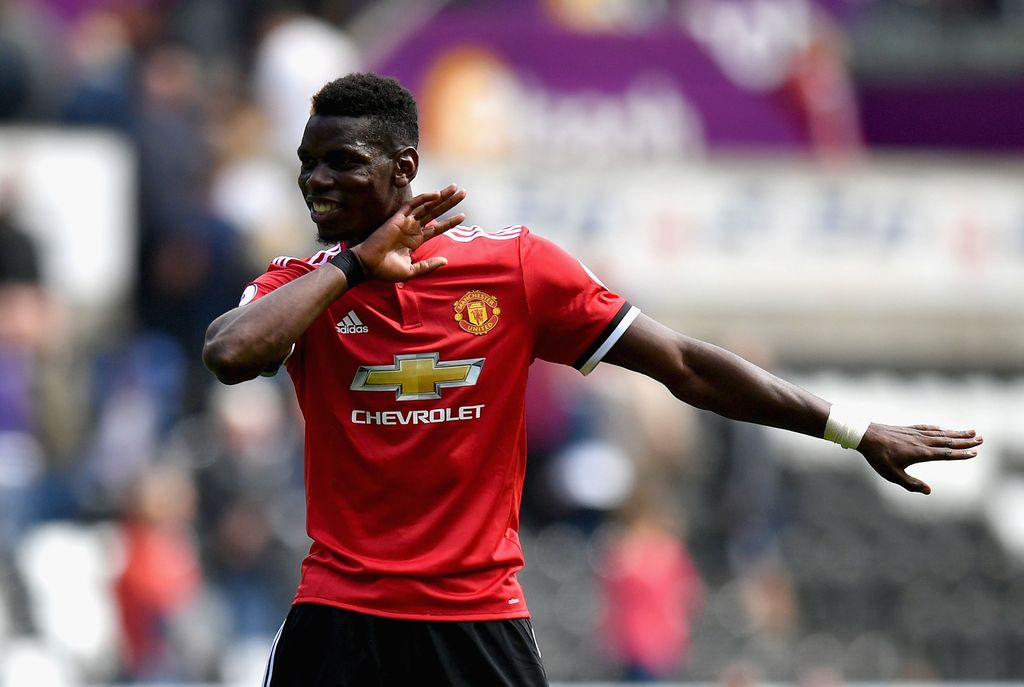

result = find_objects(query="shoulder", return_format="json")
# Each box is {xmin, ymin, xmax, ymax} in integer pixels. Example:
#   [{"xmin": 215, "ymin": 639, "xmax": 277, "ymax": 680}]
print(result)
[
  {"xmin": 433, "ymin": 224, "xmax": 585, "ymax": 273},
  {"xmin": 440, "ymin": 224, "xmax": 528, "ymax": 244},
  {"xmin": 423, "ymin": 225, "xmax": 532, "ymax": 268}
]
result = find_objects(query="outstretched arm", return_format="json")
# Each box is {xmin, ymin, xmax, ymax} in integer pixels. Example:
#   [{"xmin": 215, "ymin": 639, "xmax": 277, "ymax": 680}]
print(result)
[
  {"xmin": 602, "ymin": 314, "xmax": 982, "ymax": 494},
  {"xmin": 202, "ymin": 184, "xmax": 466, "ymax": 384}
]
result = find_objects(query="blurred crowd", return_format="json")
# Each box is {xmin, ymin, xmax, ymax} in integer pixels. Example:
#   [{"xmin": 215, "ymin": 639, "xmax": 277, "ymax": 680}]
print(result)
[
  {"xmin": 0, "ymin": 0, "xmax": 362, "ymax": 683},
  {"xmin": 0, "ymin": 0, "xmax": 1021, "ymax": 685}
]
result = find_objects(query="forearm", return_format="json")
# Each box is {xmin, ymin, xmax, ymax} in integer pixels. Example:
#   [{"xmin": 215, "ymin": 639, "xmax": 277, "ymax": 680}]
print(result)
[
  {"xmin": 605, "ymin": 314, "xmax": 829, "ymax": 438},
  {"xmin": 203, "ymin": 264, "xmax": 350, "ymax": 384},
  {"xmin": 668, "ymin": 337, "xmax": 829, "ymax": 437}
]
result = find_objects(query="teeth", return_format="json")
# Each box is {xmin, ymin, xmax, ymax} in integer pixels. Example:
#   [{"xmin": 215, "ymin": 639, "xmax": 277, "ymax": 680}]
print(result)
[{"xmin": 312, "ymin": 201, "xmax": 337, "ymax": 213}]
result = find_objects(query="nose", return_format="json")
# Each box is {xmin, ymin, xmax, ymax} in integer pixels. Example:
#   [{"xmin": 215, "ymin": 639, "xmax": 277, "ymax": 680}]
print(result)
[{"xmin": 305, "ymin": 162, "xmax": 333, "ymax": 190}]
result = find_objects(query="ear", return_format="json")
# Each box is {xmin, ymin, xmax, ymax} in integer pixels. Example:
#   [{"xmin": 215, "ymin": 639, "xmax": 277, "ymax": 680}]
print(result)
[{"xmin": 392, "ymin": 146, "xmax": 418, "ymax": 188}]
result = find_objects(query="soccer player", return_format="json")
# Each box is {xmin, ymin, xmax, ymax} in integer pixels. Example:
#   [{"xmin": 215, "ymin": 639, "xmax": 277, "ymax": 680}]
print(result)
[{"xmin": 202, "ymin": 73, "xmax": 982, "ymax": 686}]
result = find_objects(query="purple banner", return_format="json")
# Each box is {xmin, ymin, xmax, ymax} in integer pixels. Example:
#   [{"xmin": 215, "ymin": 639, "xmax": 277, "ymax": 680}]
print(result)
[
  {"xmin": 859, "ymin": 80, "xmax": 1024, "ymax": 151},
  {"xmin": 374, "ymin": 0, "xmax": 863, "ymax": 158}
]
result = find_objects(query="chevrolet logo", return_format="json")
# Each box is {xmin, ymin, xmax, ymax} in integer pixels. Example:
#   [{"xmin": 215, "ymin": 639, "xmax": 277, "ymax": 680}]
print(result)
[{"xmin": 351, "ymin": 353, "xmax": 484, "ymax": 401}]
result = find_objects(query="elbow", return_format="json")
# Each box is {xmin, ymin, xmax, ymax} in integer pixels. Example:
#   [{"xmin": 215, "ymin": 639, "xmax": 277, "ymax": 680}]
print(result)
[{"xmin": 202, "ymin": 336, "xmax": 257, "ymax": 386}]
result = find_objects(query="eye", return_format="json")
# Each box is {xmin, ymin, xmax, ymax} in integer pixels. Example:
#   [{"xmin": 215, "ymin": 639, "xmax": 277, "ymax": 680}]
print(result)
[{"xmin": 326, "ymin": 153, "xmax": 360, "ymax": 171}]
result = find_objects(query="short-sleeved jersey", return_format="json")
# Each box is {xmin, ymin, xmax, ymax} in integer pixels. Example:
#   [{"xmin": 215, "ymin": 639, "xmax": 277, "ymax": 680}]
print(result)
[{"xmin": 242, "ymin": 226, "xmax": 639, "ymax": 621}]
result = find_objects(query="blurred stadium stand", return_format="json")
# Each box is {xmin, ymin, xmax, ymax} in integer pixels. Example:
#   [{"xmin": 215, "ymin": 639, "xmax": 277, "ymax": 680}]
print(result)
[{"xmin": 1, "ymin": 0, "xmax": 1022, "ymax": 684}]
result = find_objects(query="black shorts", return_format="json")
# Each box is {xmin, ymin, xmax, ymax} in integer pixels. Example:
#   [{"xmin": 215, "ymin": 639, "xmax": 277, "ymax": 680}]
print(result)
[{"xmin": 262, "ymin": 603, "xmax": 550, "ymax": 687}]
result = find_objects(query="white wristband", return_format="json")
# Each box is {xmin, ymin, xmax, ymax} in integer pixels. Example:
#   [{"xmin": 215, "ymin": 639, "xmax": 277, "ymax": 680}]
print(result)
[{"xmin": 824, "ymin": 405, "xmax": 871, "ymax": 450}]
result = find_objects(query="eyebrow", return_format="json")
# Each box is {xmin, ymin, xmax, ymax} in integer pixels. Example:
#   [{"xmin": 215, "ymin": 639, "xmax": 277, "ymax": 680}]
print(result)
[{"xmin": 296, "ymin": 144, "xmax": 374, "ymax": 158}]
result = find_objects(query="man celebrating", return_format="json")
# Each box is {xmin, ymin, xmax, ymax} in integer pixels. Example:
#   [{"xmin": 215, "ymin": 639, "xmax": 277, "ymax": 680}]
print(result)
[{"xmin": 203, "ymin": 73, "xmax": 981, "ymax": 686}]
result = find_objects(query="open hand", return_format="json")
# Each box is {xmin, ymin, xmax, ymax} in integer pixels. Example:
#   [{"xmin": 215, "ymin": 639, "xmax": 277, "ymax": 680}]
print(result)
[
  {"xmin": 351, "ymin": 184, "xmax": 466, "ymax": 282},
  {"xmin": 858, "ymin": 423, "xmax": 983, "ymax": 494}
]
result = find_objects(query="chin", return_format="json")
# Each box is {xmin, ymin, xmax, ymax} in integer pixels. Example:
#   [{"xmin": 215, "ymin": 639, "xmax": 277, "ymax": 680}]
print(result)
[
  {"xmin": 315, "ymin": 224, "xmax": 368, "ymax": 247},
  {"xmin": 315, "ymin": 229, "xmax": 340, "ymax": 246}
]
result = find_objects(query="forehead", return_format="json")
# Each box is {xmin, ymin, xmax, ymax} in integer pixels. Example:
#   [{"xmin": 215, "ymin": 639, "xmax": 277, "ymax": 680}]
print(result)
[{"xmin": 298, "ymin": 115, "xmax": 386, "ymax": 154}]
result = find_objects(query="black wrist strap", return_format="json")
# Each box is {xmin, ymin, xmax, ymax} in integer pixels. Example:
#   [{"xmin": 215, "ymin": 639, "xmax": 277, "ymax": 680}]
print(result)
[{"xmin": 330, "ymin": 249, "xmax": 366, "ymax": 288}]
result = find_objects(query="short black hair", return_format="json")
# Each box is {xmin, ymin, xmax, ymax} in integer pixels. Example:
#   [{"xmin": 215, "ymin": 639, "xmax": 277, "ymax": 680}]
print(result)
[{"xmin": 310, "ymin": 73, "xmax": 419, "ymax": 149}]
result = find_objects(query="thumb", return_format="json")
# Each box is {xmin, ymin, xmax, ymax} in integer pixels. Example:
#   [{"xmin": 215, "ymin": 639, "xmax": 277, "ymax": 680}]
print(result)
[
  {"xmin": 408, "ymin": 256, "xmax": 448, "ymax": 277},
  {"xmin": 897, "ymin": 469, "xmax": 931, "ymax": 495}
]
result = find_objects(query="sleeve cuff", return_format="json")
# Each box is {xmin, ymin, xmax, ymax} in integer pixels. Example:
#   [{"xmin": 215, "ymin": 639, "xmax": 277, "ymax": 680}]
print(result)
[
  {"xmin": 258, "ymin": 342, "xmax": 296, "ymax": 377},
  {"xmin": 573, "ymin": 303, "xmax": 641, "ymax": 375}
]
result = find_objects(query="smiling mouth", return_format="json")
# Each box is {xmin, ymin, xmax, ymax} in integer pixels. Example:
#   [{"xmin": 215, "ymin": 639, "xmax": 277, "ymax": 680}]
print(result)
[{"xmin": 310, "ymin": 200, "xmax": 339, "ymax": 214}]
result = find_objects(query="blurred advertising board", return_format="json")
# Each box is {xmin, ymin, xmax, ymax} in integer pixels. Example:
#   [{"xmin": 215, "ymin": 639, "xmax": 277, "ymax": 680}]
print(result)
[
  {"xmin": 374, "ymin": 0, "xmax": 1023, "ymax": 155},
  {"xmin": 376, "ymin": 0, "xmax": 862, "ymax": 160}
]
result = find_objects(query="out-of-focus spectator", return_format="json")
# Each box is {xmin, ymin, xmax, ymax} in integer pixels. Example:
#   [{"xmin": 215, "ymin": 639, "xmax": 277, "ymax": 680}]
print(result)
[
  {"xmin": 783, "ymin": 12, "xmax": 862, "ymax": 157},
  {"xmin": 699, "ymin": 334, "xmax": 787, "ymax": 579},
  {"xmin": 0, "ymin": 198, "xmax": 67, "ymax": 551},
  {"xmin": 523, "ymin": 360, "xmax": 607, "ymax": 528},
  {"xmin": 114, "ymin": 463, "xmax": 203, "ymax": 681},
  {"xmin": 598, "ymin": 491, "xmax": 703, "ymax": 681},
  {"xmin": 136, "ymin": 208, "xmax": 246, "ymax": 380},
  {"xmin": 0, "ymin": 202, "xmax": 44, "ymax": 342},
  {"xmin": 696, "ymin": 335, "xmax": 800, "ymax": 671},
  {"xmin": 80, "ymin": 333, "xmax": 188, "ymax": 512},
  {"xmin": 701, "ymin": 415, "xmax": 787, "ymax": 576},
  {"xmin": 0, "ymin": 36, "xmax": 32, "ymax": 120},
  {"xmin": 547, "ymin": 438, "xmax": 636, "ymax": 533},
  {"xmin": 208, "ymin": 90, "xmax": 308, "ymax": 270},
  {"xmin": 61, "ymin": 9, "xmax": 137, "ymax": 129},
  {"xmin": 0, "ymin": 198, "xmax": 50, "ymax": 660},
  {"xmin": 525, "ymin": 362, "xmax": 688, "ymax": 534},
  {"xmin": 131, "ymin": 45, "xmax": 249, "ymax": 400},
  {"xmin": 191, "ymin": 377, "xmax": 305, "ymax": 639},
  {"xmin": 135, "ymin": 45, "xmax": 207, "ymax": 233},
  {"xmin": 0, "ymin": 1, "xmax": 65, "ymax": 120},
  {"xmin": 252, "ymin": 9, "xmax": 360, "ymax": 163}
]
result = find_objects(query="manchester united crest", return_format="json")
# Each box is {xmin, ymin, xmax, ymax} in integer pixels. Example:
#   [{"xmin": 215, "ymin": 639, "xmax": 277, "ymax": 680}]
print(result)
[{"xmin": 454, "ymin": 290, "xmax": 501, "ymax": 336}]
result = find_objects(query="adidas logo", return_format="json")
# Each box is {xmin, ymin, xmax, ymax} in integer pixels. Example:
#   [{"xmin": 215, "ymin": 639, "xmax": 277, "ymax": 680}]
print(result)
[{"xmin": 335, "ymin": 310, "xmax": 369, "ymax": 334}]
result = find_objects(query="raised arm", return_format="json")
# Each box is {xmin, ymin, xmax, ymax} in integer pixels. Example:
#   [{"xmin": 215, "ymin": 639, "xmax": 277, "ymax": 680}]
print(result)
[
  {"xmin": 602, "ymin": 313, "xmax": 982, "ymax": 494},
  {"xmin": 202, "ymin": 185, "xmax": 465, "ymax": 385}
]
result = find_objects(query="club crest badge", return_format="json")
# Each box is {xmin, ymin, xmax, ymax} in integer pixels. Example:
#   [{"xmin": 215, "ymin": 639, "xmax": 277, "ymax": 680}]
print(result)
[{"xmin": 454, "ymin": 290, "xmax": 501, "ymax": 336}]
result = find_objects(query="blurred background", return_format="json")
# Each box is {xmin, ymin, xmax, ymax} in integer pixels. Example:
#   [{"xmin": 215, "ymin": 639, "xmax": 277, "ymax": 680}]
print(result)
[{"xmin": 1, "ymin": 0, "xmax": 1023, "ymax": 684}]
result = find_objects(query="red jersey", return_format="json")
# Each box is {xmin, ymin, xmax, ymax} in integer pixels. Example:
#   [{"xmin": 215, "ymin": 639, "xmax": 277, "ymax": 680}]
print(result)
[{"xmin": 241, "ymin": 226, "xmax": 638, "ymax": 620}]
